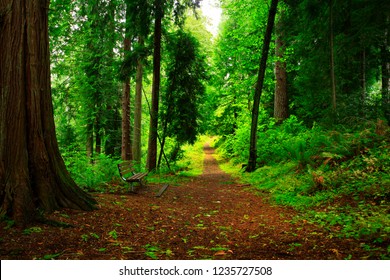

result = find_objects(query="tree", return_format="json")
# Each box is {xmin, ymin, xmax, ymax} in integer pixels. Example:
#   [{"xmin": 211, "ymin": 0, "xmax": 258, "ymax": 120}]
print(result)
[
  {"xmin": 382, "ymin": 15, "xmax": 390, "ymax": 124},
  {"xmin": 133, "ymin": 38, "xmax": 144, "ymax": 163},
  {"xmin": 146, "ymin": 0, "xmax": 163, "ymax": 171},
  {"xmin": 146, "ymin": 0, "xmax": 201, "ymax": 171},
  {"xmin": 159, "ymin": 29, "xmax": 208, "ymax": 165},
  {"xmin": 246, "ymin": 0, "xmax": 279, "ymax": 172},
  {"xmin": 211, "ymin": 0, "xmax": 270, "ymax": 138},
  {"xmin": 121, "ymin": 2, "xmax": 133, "ymax": 161},
  {"xmin": 274, "ymin": 7, "xmax": 289, "ymax": 123},
  {"xmin": 0, "ymin": 0, "xmax": 97, "ymax": 225},
  {"xmin": 125, "ymin": 0, "xmax": 153, "ymax": 164},
  {"xmin": 329, "ymin": 0, "xmax": 337, "ymax": 118}
]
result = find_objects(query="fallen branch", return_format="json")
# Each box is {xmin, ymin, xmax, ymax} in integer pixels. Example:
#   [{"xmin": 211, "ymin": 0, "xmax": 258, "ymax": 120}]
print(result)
[{"xmin": 236, "ymin": 184, "xmax": 251, "ymax": 188}]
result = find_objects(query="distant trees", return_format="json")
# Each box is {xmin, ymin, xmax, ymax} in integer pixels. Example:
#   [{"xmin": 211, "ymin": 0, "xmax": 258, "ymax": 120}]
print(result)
[
  {"xmin": 211, "ymin": 0, "xmax": 389, "ymax": 171},
  {"xmin": 159, "ymin": 30, "xmax": 208, "ymax": 165},
  {"xmin": 146, "ymin": 0, "xmax": 203, "ymax": 171},
  {"xmin": 50, "ymin": 0, "xmax": 121, "ymax": 158},
  {"xmin": 283, "ymin": 0, "xmax": 389, "ymax": 124},
  {"xmin": 49, "ymin": 0, "xmax": 207, "ymax": 171}
]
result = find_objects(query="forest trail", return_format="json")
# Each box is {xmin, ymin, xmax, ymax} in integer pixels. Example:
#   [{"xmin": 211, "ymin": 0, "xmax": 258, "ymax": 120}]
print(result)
[{"xmin": 0, "ymin": 144, "xmax": 368, "ymax": 260}]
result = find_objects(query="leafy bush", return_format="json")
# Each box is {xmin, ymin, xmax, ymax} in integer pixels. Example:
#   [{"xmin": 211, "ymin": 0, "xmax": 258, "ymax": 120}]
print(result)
[{"xmin": 62, "ymin": 150, "xmax": 122, "ymax": 192}]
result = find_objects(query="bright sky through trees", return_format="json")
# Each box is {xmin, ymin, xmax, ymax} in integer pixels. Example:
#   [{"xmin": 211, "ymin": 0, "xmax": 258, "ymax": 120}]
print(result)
[{"xmin": 200, "ymin": 0, "xmax": 221, "ymax": 36}]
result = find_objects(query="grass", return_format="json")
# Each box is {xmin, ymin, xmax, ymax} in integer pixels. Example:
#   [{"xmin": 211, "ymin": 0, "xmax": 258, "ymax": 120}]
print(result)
[
  {"xmin": 147, "ymin": 136, "xmax": 207, "ymax": 184},
  {"xmin": 176, "ymin": 136, "xmax": 208, "ymax": 177},
  {"xmin": 213, "ymin": 125, "xmax": 390, "ymax": 258}
]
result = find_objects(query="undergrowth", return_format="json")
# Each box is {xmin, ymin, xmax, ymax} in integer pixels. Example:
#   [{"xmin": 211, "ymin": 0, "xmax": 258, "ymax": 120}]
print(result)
[
  {"xmin": 62, "ymin": 150, "xmax": 122, "ymax": 192},
  {"xmin": 215, "ymin": 116, "xmax": 390, "ymax": 259},
  {"xmin": 61, "ymin": 136, "xmax": 206, "ymax": 192},
  {"xmin": 146, "ymin": 138, "xmax": 205, "ymax": 185}
]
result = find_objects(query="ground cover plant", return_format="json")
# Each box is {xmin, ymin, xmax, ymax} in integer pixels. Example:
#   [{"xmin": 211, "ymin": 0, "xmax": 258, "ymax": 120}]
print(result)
[{"xmin": 215, "ymin": 119, "xmax": 390, "ymax": 259}]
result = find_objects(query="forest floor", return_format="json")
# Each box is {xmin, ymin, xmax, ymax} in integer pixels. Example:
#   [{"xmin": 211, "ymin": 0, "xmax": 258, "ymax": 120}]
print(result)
[{"xmin": 0, "ymin": 144, "xmax": 383, "ymax": 260}]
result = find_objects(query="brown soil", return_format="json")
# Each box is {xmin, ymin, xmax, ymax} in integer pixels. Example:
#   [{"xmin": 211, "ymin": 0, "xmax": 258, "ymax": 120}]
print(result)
[{"xmin": 0, "ymin": 144, "xmax": 380, "ymax": 260}]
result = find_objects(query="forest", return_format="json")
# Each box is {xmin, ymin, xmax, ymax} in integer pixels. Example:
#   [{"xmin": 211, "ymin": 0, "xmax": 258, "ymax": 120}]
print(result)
[{"xmin": 0, "ymin": 0, "xmax": 389, "ymax": 260}]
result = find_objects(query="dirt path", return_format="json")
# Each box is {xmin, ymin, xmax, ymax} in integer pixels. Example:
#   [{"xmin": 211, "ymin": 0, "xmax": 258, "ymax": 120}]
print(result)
[{"xmin": 0, "ymin": 144, "xmax": 368, "ymax": 259}]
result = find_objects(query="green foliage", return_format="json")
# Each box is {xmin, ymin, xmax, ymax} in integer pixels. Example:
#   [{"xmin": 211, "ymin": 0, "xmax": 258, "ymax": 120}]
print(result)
[
  {"xmin": 143, "ymin": 244, "xmax": 160, "ymax": 260},
  {"xmin": 41, "ymin": 252, "xmax": 63, "ymax": 260},
  {"xmin": 308, "ymin": 204, "xmax": 390, "ymax": 243},
  {"xmin": 161, "ymin": 29, "xmax": 208, "ymax": 145},
  {"xmin": 109, "ymin": 230, "xmax": 118, "ymax": 240},
  {"xmin": 62, "ymin": 150, "xmax": 122, "ymax": 192},
  {"xmin": 283, "ymin": 0, "xmax": 387, "ymax": 124},
  {"xmin": 23, "ymin": 227, "xmax": 43, "ymax": 235},
  {"xmin": 176, "ymin": 137, "xmax": 206, "ymax": 177},
  {"xmin": 217, "ymin": 119, "xmax": 390, "ymax": 246},
  {"xmin": 147, "ymin": 136, "xmax": 206, "ymax": 185}
]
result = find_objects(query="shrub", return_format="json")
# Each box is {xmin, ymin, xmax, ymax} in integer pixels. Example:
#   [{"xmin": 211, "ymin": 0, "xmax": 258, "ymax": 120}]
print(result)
[{"xmin": 62, "ymin": 150, "xmax": 122, "ymax": 192}]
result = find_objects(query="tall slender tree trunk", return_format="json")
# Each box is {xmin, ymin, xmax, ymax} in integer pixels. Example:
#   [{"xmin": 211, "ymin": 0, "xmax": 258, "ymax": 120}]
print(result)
[
  {"xmin": 246, "ymin": 0, "xmax": 279, "ymax": 172},
  {"xmin": 361, "ymin": 48, "xmax": 367, "ymax": 117},
  {"xmin": 121, "ymin": 4, "xmax": 133, "ymax": 161},
  {"xmin": 147, "ymin": 0, "xmax": 163, "ymax": 171},
  {"xmin": 121, "ymin": 75, "xmax": 132, "ymax": 160},
  {"xmin": 86, "ymin": 122, "xmax": 94, "ymax": 158},
  {"xmin": 382, "ymin": 16, "xmax": 390, "ymax": 124},
  {"xmin": 329, "ymin": 0, "xmax": 337, "ymax": 118},
  {"xmin": 0, "ymin": 0, "xmax": 96, "ymax": 225},
  {"xmin": 133, "ymin": 37, "xmax": 144, "ymax": 164},
  {"xmin": 274, "ymin": 9, "xmax": 289, "ymax": 124},
  {"xmin": 95, "ymin": 108, "xmax": 102, "ymax": 154}
]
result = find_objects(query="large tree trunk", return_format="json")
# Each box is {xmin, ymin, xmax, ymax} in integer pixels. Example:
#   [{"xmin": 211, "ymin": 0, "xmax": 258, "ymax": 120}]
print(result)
[
  {"xmin": 246, "ymin": 0, "xmax": 279, "ymax": 172},
  {"xmin": 274, "ymin": 9, "xmax": 289, "ymax": 124},
  {"xmin": 133, "ymin": 37, "xmax": 144, "ymax": 164},
  {"xmin": 0, "ymin": 0, "xmax": 97, "ymax": 225},
  {"xmin": 147, "ymin": 0, "xmax": 163, "ymax": 171}
]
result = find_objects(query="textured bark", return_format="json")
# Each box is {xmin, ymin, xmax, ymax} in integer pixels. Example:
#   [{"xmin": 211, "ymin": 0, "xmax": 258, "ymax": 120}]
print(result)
[
  {"xmin": 147, "ymin": 0, "xmax": 163, "ymax": 171},
  {"xmin": 246, "ymin": 0, "xmax": 279, "ymax": 172},
  {"xmin": 274, "ymin": 11, "xmax": 289, "ymax": 124},
  {"xmin": 133, "ymin": 37, "xmax": 144, "ymax": 164},
  {"xmin": 0, "ymin": 0, "xmax": 97, "ymax": 225}
]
